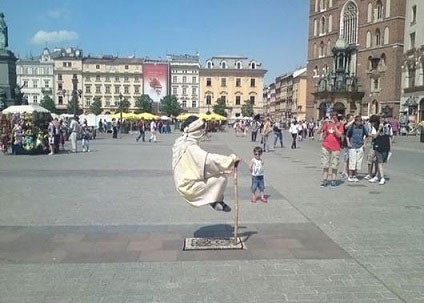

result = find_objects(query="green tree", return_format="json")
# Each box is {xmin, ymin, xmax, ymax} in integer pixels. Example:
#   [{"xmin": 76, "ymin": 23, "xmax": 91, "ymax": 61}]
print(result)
[
  {"xmin": 160, "ymin": 95, "xmax": 182, "ymax": 117},
  {"xmin": 135, "ymin": 94, "xmax": 153, "ymax": 113},
  {"xmin": 213, "ymin": 97, "xmax": 228, "ymax": 117},
  {"xmin": 40, "ymin": 95, "xmax": 56, "ymax": 113},
  {"xmin": 117, "ymin": 98, "xmax": 131, "ymax": 113},
  {"xmin": 0, "ymin": 93, "xmax": 7, "ymax": 111},
  {"xmin": 67, "ymin": 96, "xmax": 81, "ymax": 115},
  {"xmin": 90, "ymin": 97, "xmax": 103, "ymax": 115},
  {"xmin": 241, "ymin": 100, "xmax": 254, "ymax": 117}
]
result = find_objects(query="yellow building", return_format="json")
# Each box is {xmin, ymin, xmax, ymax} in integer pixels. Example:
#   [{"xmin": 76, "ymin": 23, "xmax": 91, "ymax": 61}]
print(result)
[
  {"xmin": 52, "ymin": 48, "xmax": 84, "ymax": 113},
  {"xmin": 199, "ymin": 56, "xmax": 266, "ymax": 117},
  {"xmin": 82, "ymin": 57, "xmax": 143, "ymax": 113},
  {"xmin": 292, "ymin": 67, "xmax": 307, "ymax": 121}
]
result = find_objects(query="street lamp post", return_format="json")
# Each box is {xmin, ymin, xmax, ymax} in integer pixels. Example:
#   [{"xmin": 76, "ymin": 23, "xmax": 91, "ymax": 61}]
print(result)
[{"xmin": 119, "ymin": 93, "xmax": 123, "ymax": 133}]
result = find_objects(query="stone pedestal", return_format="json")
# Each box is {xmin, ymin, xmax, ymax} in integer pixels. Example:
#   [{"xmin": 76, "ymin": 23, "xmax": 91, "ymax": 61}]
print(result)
[{"xmin": 0, "ymin": 49, "xmax": 17, "ymax": 108}]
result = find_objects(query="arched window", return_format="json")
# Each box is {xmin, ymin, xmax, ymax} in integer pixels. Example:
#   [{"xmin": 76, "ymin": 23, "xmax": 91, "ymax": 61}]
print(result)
[
  {"xmin": 313, "ymin": 66, "xmax": 319, "ymax": 77},
  {"xmin": 315, "ymin": 0, "xmax": 319, "ymax": 12},
  {"xmin": 340, "ymin": 1, "xmax": 358, "ymax": 44},
  {"xmin": 320, "ymin": 16, "xmax": 326, "ymax": 35},
  {"xmin": 366, "ymin": 31, "xmax": 372, "ymax": 48},
  {"xmin": 207, "ymin": 61, "xmax": 212, "ymax": 69},
  {"xmin": 320, "ymin": 0, "xmax": 325, "ymax": 11},
  {"xmin": 367, "ymin": 3, "xmax": 373, "ymax": 22},
  {"xmin": 327, "ymin": 40, "xmax": 332, "ymax": 56},
  {"xmin": 328, "ymin": 15, "xmax": 333, "ymax": 32},
  {"xmin": 380, "ymin": 53, "xmax": 387, "ymax": 68},
  {"xmin": 236, "ymin": 62, "xmax": 241, "ymax": 69},
  {"xmin": 314, "ymin": 19, "xmax": 318, "ymax": 36},
  {"xmin": 313, "ymin": 43, "xmax": 317, "ymax": 58},
  {"xmin": 319, "ymin": 41, "xmax": 325, "ymax": 57},
  {"xmin": 329, "ymin": 0, "xmax": 333, "ymax": 8},
  {"xmin": 375, "ymin": 29, "xmax": 381, "ymax": 46},
  {"xmin": 368, "ymin": 56, "xmax": 373, "ymax": 70},
  {"xmin": 323, "ymin": 64, "xmax": 329, "ymax": 75},
  {"xmin": 221, "ymin": 61, "xmax": 227, "ymax": 69},
  {"xmin": 385, "ymin": 0, "xmax": 391, "ymax": 17},
  {"xmin": 250, "ymin": 62, "xmax": 256, "ymax": 69},
  {"xmin": 376, "ymin": 0, "xmax": 383, "ymax": 21},
  {"xmin": 383, "ymin": 27, "xmax": 389, "ymax": 44}
]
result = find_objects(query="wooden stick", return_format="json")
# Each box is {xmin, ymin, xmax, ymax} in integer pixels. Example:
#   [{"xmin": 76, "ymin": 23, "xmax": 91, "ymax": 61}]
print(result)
[{"xmin": 233, "ymin": 165, "xmax": 239, "ymax": 245}]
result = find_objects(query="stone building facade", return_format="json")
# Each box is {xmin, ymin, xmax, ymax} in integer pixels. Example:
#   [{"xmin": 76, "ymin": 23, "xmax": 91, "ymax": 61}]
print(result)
[
  {"xmin": 400, "ymin": 0, "xmax": 424, "ymax": 124},
  {"xmin": 264, "ymin": 67, "xmax": 307, "ymax": 122},
  {"xmin": 16, "ymin": 48, "xmax": 54, "ymax": 105},
  {"xmin": 168, "ymin": 54, "xmax": 200, "ymax": 113},
  {"xmin": 52, "ymin": 48, "xmax": 83, "ymax": 113},
  {"xmin": 82, "ymin": 57, "xmax": 143, "ymax": 113},
  {"xmin": 199, "ymin": 56, "xmax": 266, "ymax": 117},
  {"xmin": 306, "ymin": 0, "xmax": 406, "ymax": 119}
]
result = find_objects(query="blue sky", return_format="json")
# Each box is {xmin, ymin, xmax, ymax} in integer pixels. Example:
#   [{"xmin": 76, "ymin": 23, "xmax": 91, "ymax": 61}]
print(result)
[{"xmin": 2, "ymin": 0, "xmax": 309, "ymax": 84}]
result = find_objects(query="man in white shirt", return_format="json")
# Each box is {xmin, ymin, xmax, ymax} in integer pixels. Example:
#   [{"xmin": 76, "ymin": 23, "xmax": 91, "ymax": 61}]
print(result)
[
  {"xmin": 69, "ymin": 117, "xmax": 80, "ymax": 153},
  {"xmin": 149, "ymin": 120, "xmax": 157, "ymax": 143}
]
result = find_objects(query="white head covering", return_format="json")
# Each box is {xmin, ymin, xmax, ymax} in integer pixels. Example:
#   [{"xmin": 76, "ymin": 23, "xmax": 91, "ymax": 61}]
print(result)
[{"xmin": 172, "ymin": 118, "xmax": 205, "ymax": 170}]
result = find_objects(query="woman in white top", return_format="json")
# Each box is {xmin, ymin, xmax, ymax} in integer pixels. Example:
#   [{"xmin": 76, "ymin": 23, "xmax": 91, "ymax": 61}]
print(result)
[{"xmin": 289, "ymin": 121, "xmax": 299, "ymax": 149}]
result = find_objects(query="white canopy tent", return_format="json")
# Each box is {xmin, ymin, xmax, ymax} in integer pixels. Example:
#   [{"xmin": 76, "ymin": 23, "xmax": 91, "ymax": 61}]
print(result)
[{"xmin": 2, "ymin": 105, "xmax": 50, "ymax": 114}]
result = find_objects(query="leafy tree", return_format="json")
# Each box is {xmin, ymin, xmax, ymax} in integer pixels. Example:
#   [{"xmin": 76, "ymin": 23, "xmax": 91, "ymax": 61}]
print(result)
[
  {"xmin": 117, "ymin": 98, "xmax": 131, "ymax": 113},
  {"xmin": 213, "ymin": 97, "xmax": 228, "ymax": 117},
  {"xmin": 160, "ymin": 95, "xmax": 182, "ymax": 117},
  {"xmin": 40, "ymin": 95, "xmax": 56, "ymax": 113},
  {"xmin": 67, "ymin": 95, "xmax": 81, "ymax": 115},
  {"xmin": 241, "ymin": 100, "xmax": 254, "ymax": 117},
  {"xmin": 0, "ymin": 93, "xmax": 7, "ymax": 111},
  {"xmin": 90, "ymin": 97, "xmax": 103, "ymax": 115},
  {"xmin": 135, "ymin": 94, "xmax": 153, "ymax": 113}
]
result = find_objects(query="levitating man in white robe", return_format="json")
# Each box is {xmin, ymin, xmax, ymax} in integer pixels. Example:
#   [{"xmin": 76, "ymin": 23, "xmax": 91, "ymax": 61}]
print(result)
[{"xmin": 172, "ymin": 116, "xmax": 240, "ymax": 212}]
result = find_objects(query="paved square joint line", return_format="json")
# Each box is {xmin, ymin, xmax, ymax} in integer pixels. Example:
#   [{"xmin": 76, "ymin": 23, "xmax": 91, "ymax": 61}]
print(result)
[{"xmin": 183, "ymin": 237, "xmax": 245, "ymax": 251}]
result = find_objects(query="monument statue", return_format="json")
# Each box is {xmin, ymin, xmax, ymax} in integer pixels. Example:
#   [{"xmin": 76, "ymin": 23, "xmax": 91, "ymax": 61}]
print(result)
[{"xmin": 0, "ymin": 12, "xmax": 8, "ymax": 50}]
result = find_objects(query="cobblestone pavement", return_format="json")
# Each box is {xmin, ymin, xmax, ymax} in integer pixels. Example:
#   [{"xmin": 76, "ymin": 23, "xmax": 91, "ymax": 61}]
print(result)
[{"xmin": 0, "ymin": 130, "xmax": 423, "ymax": 303}]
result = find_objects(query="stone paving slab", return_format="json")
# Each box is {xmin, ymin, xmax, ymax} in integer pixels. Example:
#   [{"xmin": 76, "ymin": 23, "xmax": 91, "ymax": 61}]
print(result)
[
  {"xmin": 0, "ymin": 260, "xmax": 404, "ymax": 303},
  {"xmin": 0, "ymin": 223, "xmax": 349, "ymax": 264}
]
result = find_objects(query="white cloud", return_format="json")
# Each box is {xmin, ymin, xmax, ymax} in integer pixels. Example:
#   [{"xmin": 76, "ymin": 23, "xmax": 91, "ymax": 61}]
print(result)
[
  {"xmin": 31, "ymin": 30, "xmax": 79, "ymax": 44},
  {"xmin": 47, "ymin": 8, "xmax": 70, "ymax": 19}
]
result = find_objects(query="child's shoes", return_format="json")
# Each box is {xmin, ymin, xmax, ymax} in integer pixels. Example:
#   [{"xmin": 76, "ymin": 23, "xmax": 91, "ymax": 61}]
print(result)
[
  {"xmin": 260, "ymin": 196, "xmax": 267, "ymax": 203},
  {"xmin": 251, "ymin": 196, "xmax": 257, "ymax": 203}
]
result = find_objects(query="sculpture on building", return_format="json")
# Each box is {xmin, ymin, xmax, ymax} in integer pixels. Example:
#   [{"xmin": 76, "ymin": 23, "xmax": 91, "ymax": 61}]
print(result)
[{"xmin": 0, "ymin": 13, "xmax": 8, "ymax": 50}]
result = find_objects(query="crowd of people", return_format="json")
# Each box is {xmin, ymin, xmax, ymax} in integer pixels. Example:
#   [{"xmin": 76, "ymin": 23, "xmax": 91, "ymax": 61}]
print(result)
[{"xmin": 231, "ymin": 113, "xmax": 395, "ymax": 191}]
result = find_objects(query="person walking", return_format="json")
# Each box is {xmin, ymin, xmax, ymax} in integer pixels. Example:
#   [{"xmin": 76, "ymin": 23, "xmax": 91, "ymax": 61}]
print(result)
[
  {"xmin": 318, "ymin": 113, "xmax": 344, "ymax": 188},
  {"xmin": 69, "ymin": 116, "xmax": 80, "ymax": 153},
  {"xmin": 251, "ymin": 119, "xmax": 259, "ymax": 142},
  {"xmin": 250, "ymin": 146, "xmax": 267, "ymax": 203},
  {"xmin": 289, "ymin": 121, "xmax": 298, "ymax": 149},
  {"xmin": 136, "ymin": 119, "xmax": 145, "ymax": 142},
  {"xmin": 149, "ymin": 120, "xmax": 157, "ymax": 143},
  {"xmin": 369, "ymin": 116, "xmax": 392, "ymax": 185},
  {"xmin": 262, "ymin": 118, "xmax": 272, "ymax": 152},
  {"xmin": 112, "ymin": 118, "xmax": 118, "ymax": 139},
  {"xmin": 346, "ymin": 116, "xmax": 368, "ymax": 182},
  {"xmin": 81, "ymin": 122, "xmax": 91, "ymax": 152},
  {"xmin": 47, "ymin": 120, "xmax": 55, "ymax": 155},
  {"xmin": 98, "ymin": 119, "xmax": 103, "ymax": 133},
  {"xmin": 273, "ymin": 121, "xmax": 283, "ymax": 148}
]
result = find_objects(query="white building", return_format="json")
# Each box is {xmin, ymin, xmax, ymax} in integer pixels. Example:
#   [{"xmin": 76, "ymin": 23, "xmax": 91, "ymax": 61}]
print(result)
[
  {"xmin": 168, "ymin": 54, "xmax": 200, "ymax": 113},
  {"xmin": 401, "ymin": 0, "xmax": 424, "ymax": 124},
  {"xmin": 16, "ymin": 48, "xmax": 54, "ymax": 105}
]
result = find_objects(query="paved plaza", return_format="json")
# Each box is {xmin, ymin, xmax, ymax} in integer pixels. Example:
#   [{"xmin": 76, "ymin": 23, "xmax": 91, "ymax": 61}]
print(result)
[{"xmin": 0, "ymin": 130, "xmax": 423, "ymax": 303}]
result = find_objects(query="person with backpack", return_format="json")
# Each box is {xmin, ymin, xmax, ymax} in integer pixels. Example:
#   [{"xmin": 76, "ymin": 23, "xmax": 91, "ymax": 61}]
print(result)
[{"xmin": 346, "ymin": 116, "xmax": 368, "ymax": 182}]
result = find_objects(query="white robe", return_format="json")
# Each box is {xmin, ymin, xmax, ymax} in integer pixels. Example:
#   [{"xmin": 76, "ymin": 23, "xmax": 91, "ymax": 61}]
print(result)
[{"xmin": 172, "ymin": 120, "xmax": 236, "ymax": 207}]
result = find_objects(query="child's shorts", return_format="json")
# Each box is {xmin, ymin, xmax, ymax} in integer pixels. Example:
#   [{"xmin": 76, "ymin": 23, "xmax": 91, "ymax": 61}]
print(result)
[{"xmin": 251, "ymin": 175, "xmax": 265, "ymax": 192}]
